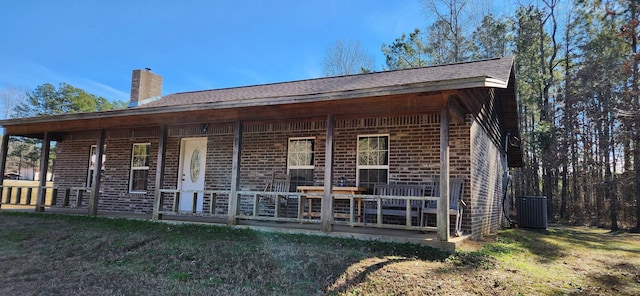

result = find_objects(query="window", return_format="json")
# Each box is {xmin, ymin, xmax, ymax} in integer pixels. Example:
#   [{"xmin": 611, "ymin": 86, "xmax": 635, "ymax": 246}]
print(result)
[
  {"xmin": 130, "ymin": 143, "xmax": 151, "ymax": 192},
  {"xmin": 287, "ymin": 138, "xmax": 315, "ymax": 191},
  {"xmin": 357, "ymin": 135, "xmax": 389, "ymax": 194},
  {"xmin": 87, "ymin": 145, "xmax": 106, "ymax": 188}
]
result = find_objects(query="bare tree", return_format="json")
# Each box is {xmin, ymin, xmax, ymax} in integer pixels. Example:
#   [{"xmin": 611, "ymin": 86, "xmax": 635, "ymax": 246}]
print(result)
[
  {"xmin": 322, "ymin": 39, "xmax": 375, "ymax": 76},
  {"xmin": 424, "ymin": 0, "xmax": 472, "ymax": 63},
  {"xmin": 0, "ymin": 85, "xmax": 28, "ymax": 119}
]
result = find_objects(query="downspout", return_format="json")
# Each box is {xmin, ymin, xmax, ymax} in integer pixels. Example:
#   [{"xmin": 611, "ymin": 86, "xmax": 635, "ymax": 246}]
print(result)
[{"xmin": 502, "ymin": 132, "xmax": 515, "ymax": 224}]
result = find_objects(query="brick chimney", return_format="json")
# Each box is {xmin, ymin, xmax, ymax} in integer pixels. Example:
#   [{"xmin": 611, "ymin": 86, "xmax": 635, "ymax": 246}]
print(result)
[{"xmin": 129, "ymin": 68, "xmax": 162, "ymax": 107}]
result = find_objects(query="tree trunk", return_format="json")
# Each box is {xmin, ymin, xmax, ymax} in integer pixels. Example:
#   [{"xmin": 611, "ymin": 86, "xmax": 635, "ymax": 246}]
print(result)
[
  {"xmin": 571, "ymin": 139, "xmax": 579, "ymax": 222},
  {"xmin": 530, "ymin": 109, "xmax": 541, "ymax": 196},
  {"xmin": 609, "ymin": 113, "xmax": 619, "ymax": 231},
  {"xmin": 540, "ymin": 0, "xmax": 558, "ymax": 220},
  {"xmin": 630, "ymin": 0, "xmax": 640, "ymax": 232},
  {"xmin": 560, "ymin": 162, "xmax": 568, "ymax": 219}
]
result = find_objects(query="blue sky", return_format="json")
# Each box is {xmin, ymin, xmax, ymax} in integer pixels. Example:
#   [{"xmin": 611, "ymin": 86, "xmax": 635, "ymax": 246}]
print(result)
[{"xmin": 0, "ymin": 0, "xmax": 511, "ymax": 104}]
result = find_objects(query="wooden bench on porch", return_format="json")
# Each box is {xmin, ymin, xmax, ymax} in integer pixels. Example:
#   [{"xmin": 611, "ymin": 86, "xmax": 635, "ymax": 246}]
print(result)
[
  {"xmin": 363, "ymin": 183, "xmax": 427, "ymax": 226},
  {"xmin": 421, "ymin": 178, "xmax": 466, "ymax": 236},
  {"xmin": 362, "ymin": 179, "xmax": 465, "ymax": 234}
]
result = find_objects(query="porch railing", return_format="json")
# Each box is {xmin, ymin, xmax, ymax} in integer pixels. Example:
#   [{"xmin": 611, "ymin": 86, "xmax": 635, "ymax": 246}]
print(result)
[
  {"xmin": 0, "ymin": 185, "xmax": 59, "ymax": 208},
  {"xmin": 355, "ymin": 194, "xmax": 439, "ymax": 232},
  {"xmin": 157, "ymin": 189, "xmax": 229, "ymax": 218},
  {"xmin": 0, "ymin": 185, "xmax": 443, "ymax": 233},
  {"xmin": 242, "ymin": 190, "xmax": 303, "ymax": 223},
  {"xmin": 153, "ymin": 189, "xmax": 440, "ymax": 232}
]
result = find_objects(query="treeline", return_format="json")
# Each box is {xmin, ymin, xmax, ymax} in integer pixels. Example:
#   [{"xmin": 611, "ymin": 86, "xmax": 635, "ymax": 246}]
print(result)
[
  {"xmin": 376, "ymin": 0, "xmax": 639, "ymax": 230},
  {"xmin": 1, "ymin": 83, "xmax": 127, "ymax": 180}
]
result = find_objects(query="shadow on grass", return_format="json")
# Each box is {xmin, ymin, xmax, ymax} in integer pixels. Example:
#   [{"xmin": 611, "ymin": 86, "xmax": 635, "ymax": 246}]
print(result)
[
  {"xmin": 553, "ymin": 227, "xmax": 640, "ymax": 254},
  {"xmin": 491, "ymin": 226, "xmax": 640, "ymax": 294},
  {"xmin": 494, "ymin": 226, "xmax": 639, "ymax": 266},
  {"xmin": 583, "ymin": 260, "xmax": 640, "ymax": 294},
  {"xmin": 0, "ymin": 211, "xmax": 449, "ymax": 295},
  {"xmin": 490, "ymin": 228, "xmax": 566, "ymax": 264},
  {"xmin": 324, "ymin": 257, "xmax": 413, "ymax": 295}
]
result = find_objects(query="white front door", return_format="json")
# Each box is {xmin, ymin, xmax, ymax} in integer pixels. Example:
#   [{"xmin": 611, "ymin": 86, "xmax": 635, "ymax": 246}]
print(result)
[{"xmin": 178, "ymin": 137, "xmax": 207, "ymax": 212}]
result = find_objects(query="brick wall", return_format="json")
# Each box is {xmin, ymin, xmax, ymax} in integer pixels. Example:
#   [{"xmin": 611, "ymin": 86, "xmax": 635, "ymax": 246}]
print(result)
[
  {"xmin": 162, "ymin": 125, "xmax": 234, "ymax": 190},
  {"xmin": 53, "ymin": 114, "xmax": 474, "ymax": 234},
  {"xmin": 238, "ymin": 115, "xmax": 470, "ymax": 187},
  {"xmin": 130, "ymin": 69, "xmax": 162, "ymax": 106},
  {"xmin": 240, "ymin": 120, "xmax": 326, "ymax": 214},
  {"xmin": 470, "ymin": 120, "xmax": 507, "ymax": 238},
  {"xmin": 99, "ymin": 136, "xmax": 158, "ymax": 213},
  {"xmin": 336, "ymin": 115, "xmax": 470, "ymax": 185},
  {"xmin": 241, "ymin": 121, "xmax": 326, "ymax": 190},
  {"xmin": 54, "ymin": 129, "xmax": 160, "ymax": 213},
  {"xmin": 239, "ymin": 115, "xmax": 471, "ymax": 229},
  {"xmin": 54, "ymin": 135, "xmax": 95, "ymax": 204},
  {"xmin": 53, "ymin": 125, "xmax": 235, "ymax": 214}
]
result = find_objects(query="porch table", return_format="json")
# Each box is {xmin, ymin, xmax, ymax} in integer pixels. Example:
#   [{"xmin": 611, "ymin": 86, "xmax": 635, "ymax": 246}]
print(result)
[{"xmin": 296, "ymin": 186, "xmax": 367, "ymax": 221}]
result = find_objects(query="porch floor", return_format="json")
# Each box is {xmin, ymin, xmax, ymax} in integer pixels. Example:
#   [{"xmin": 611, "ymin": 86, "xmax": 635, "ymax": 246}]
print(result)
[{"xmin": 0, "ymin": 206, "xmax": 467, "ymax": 252}]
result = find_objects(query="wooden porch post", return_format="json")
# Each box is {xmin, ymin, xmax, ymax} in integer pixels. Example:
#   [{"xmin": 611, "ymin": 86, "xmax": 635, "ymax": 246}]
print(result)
[
  {"xmin": 36, "ymin": 132, "xmax": 51, "ymax": 212},
  {"xmin": 153, "ymin": 125, "xmax": 167, "ymax": 220},
  {"xmin": 88, "ymin": 130, "xmax": 105, "ymax": 216},
  {"xmin": 0, "ymin": 134, "xmax": 9, "ymax": 209},
  {"xmin": 321, "ymin": 114, "xmax": 335, "ymax": 232},
  {"xmin": 438, "ymin": 101, "xmax": 451, "ymax": 241},
  {"xmin": 227, "ymin": 120, "xmax": 243, "ymax": 225}
]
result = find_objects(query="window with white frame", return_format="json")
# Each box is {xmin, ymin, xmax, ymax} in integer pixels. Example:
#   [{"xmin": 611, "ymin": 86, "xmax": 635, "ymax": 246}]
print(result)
[
  {"xmin": 287, "ymin": 137, "xmax": 315, "ymax": 191},
  {"xmin": 357, "ymin": 135, "xmax": 389, "ymax": 194},
  {"xmin": 130, "ymin": 143, "xmax": 151, "ymax": 192},
  {"xmin": 87, "ymin": 145, "xmax": 106, "ymax": 188}
]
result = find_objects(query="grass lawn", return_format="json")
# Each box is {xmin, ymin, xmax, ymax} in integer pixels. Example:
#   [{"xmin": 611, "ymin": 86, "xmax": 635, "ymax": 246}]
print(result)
[{"xmin": 0, "ymin": 212, "xmax": 638, "ymax": 295}]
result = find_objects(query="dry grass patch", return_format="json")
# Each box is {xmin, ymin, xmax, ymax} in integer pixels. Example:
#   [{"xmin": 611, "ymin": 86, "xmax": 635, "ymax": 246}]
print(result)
[
  {"xmin": 0, "ymin": 212, "xmax": 638, "ymax": 295},
  {"xmin": 0, "ymin": 212, "xmax": 447, "ymax": 295},
  {"xmin": 327, "ymin": 226, "xmax": 639, "ymax": 295}
]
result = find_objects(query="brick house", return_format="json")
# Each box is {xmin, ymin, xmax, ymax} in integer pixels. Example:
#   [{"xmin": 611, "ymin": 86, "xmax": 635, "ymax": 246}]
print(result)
[{"xmin": 0, "ymin": 57, "xmax": 521, "ymax": 246}]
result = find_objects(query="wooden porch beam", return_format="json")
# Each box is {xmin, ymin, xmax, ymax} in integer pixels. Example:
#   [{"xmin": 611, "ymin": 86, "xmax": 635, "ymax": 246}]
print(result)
[
  {"xmin": 0, "ymin": 134, "xmax": 9, "ymax": 209},
  {"xmin": 438, "ymin": 99, "xmax": 451, "ymax": 241},
  {"xmin": 321, "ymin": 114, "xmax": 335, "ymax": 232},
  {"xmin": 227, "ymin": 120, "xmax": 242, "ymax": 225},
  {"xmin": 88, "ymin": 129, "xmax": 105, "ymax": 216},
  {"xmin": 152, "ymin": 125, "xmax": 167, "ymax": 220},
  {"xmin": 36, "ymin": 132, "xmax": 51, "ymax": 212},
  {"xmin": 2, "ymin": 92, "xmax": 444, "ymax": 137}
]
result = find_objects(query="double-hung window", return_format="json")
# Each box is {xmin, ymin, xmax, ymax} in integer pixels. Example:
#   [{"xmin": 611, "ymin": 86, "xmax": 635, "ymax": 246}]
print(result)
[
  {"xmin": 130, "ymin": 143, "xmax": 150, "ymax": 192},
  {"xmin": 357, "ymin": 135, "xmax": 389, "ymax": 194},
  {"xmin": 87, "ymin": 145, "xmax": 106, "ymax": 188},
  {"xmin": 287, "ymin": 137, "xmax": 315, "ymax": 191}
]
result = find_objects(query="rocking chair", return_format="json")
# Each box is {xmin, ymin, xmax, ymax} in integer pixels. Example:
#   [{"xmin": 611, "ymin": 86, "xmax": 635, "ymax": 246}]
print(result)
[{"xmin": 253, "ymin": 173, "xmax": 292, "ymax": 217}]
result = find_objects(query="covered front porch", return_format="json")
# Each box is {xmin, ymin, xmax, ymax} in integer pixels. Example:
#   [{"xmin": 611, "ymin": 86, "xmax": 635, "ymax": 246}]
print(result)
[{"xmin": 0, "ymin": 96, "xmax": 466, "ymax": 246}]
